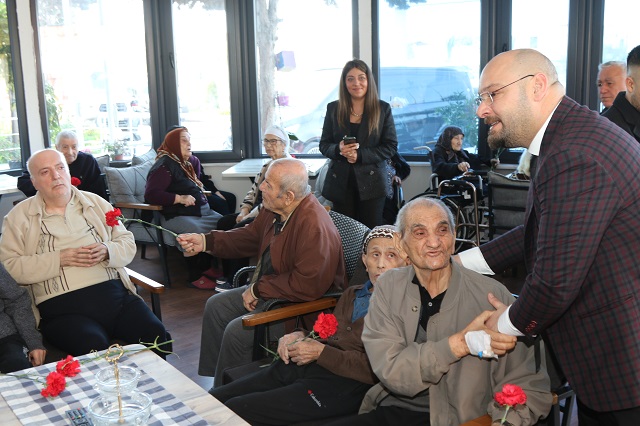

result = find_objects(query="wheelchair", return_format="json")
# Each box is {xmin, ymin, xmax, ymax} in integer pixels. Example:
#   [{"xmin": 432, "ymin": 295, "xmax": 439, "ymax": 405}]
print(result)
[{"xmin": 411, "ymin": 169, "xmax": 490, "ymax": 253}]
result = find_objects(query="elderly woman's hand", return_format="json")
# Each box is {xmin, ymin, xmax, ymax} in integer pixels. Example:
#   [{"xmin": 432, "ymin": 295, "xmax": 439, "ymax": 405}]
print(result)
[
  {"xmin": 457, "ymin": 162, "xmax": 470, "ymax": 172},
  {"xmin": 175, "ymin": 194, "xmax": 196, "ymax": 206}
]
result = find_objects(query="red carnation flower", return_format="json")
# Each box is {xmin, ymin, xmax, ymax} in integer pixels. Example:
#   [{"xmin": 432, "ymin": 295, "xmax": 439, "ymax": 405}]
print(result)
[
  {"xmin": 495, "ymin": 384, "xmax": 527, "ymax": 424},
  {"xmin": 313, "ymin": 312, "xmax": 338, "ymax": 339},
  {"xmin": 56, "ymin": 355, "xmax": 81, "ymax": 377},
  {"xmin": 40, "ymin": 371, "xmax": 66, "ymax": 398},
  {"xmin": 70, "ymin": 177, "xmax": 82, "ymax": 187},
  {"xmin": 105, "ymin": 208, "xmax": 123, "ymax": 227},
  {"xmin": 105, "ymin": 208, "xmax": 177, "ymax": 237}
]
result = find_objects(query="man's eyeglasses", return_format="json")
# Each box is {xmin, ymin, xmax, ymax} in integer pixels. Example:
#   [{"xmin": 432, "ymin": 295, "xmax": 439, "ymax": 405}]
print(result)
[
  {"xmin": 263, "ymin": 138, "xmax": 282, "ymax": 146},
  {"xmin": 475, "ymin": 74, "xmax": 535, "ymax": 107}
]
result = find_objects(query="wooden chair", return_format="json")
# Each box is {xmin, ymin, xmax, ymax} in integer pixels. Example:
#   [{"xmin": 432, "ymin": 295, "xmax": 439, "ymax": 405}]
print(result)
[{"xmin": 105, "ymin": 161, "xmax": 175, "ymax": 286}]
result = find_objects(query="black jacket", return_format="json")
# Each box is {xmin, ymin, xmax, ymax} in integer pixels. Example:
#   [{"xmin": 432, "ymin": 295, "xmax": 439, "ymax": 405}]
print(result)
[
  {"xmin": 319, "ymin": 100, "xmax": 398, "ymax": 202},
  {"xmin": 602, "ymin": 91, "xmax": 640, "ymax": 143}
]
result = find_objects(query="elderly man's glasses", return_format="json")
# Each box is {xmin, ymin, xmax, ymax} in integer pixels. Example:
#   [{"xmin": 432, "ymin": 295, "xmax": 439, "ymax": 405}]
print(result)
[
  {"xmin": 263, "ymin": 138, "xmax": 282, "ymax": 146},
  {"xmin": 475, "ymin": 74, "xmax": 535, "ymax": 106}
]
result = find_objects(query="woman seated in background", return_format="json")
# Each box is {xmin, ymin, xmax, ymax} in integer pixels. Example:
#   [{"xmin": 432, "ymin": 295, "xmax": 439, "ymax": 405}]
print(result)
[
  {"xmin": 210, "ymin": 225, "xmax": 409, "ymax": 426},
  {"xmin": 145, "ymin": 126, "xmax": 223, "ymax": 289},
  {"xmin": 214, "ymin": 125, "xmax": 292, "ymax": 291},
  {"xmin": 432, "ymin": 125, "xmax": 498, "ymax": 180}
]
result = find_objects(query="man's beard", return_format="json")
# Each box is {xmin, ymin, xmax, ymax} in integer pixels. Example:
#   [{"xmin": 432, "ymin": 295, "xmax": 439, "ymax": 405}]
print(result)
[{"xmin": 487, "ymin": 133, "xmax": 520, "ymax": 150}]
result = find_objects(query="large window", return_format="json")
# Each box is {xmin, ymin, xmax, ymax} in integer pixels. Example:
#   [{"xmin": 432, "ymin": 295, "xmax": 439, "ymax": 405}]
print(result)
[
  {"xmin": 0, "ymin": 0, "xmax": 22, "ymax": 170},
  {"xmin": 255, "ymin": 0, "xmax": 353, "ymax": 155},
  {"xmin": 36, "ymin": 0, "xmax": 151, "ymax": 160},
  {"xmin": 511, "ymin": 0, "xmax": 569, "ymax": 88},
  {"xmin": 378, "ymin": 0, "xmax": 481, "ymax": 156},
  {"xmin": 602, "ymin": 0, "xmax": 640, "ymax": 63},
  {"xmin": 172, "ymin": 0, "xmax": 232, "ymax": 152}
]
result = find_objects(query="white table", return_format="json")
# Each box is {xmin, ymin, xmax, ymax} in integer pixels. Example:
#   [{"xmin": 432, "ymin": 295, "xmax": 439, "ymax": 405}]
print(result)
[
  {"xmin": 0, "ymin": 174, "xmax": 19, "ymax": 195},
  {"xmin": 0, "ymin": 345, "xmax": 248, "ymax": 425},
  {"xmin": 222, "ymin": 158, "xmax": 327, "ymax": 179}
]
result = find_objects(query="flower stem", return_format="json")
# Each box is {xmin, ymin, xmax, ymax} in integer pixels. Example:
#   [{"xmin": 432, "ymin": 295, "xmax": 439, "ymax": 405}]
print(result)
[
  {"xmin": 501, "ymin": 405, "xmax": 510, "ymax": 425},
  {"xmin": 120, "ymin": 217, "xmax": 178, "ymax": 237}
]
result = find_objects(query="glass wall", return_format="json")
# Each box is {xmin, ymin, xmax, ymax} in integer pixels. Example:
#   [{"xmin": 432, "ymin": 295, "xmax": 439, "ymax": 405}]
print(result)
[
  {"xmin": 602, "ymin": 0, "xmax": 640, "ymax": 63},
  {"xmin": 255, "ymin": 0, "xmax": 353, "ymax": 155},
  {"xmin": 378, "ymin": 0, "xmax": 481, "ymax": 156},
  {"xmin": 511, "ymin": 0, "xmax": 569, "ymax": 88},
  {"xmin": 0, "ymin": 0, "xmax": 21, "ymax": 170},
  {"xmin": 172, "ymin": 0, "xmax": 231, "ymax": 152},
  {"xmin": 36, "ymin": 0, "xmax": 150, "ymax": 160}
]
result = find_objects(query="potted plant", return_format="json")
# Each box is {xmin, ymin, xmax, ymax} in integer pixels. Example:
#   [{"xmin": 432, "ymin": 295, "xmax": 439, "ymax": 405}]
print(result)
[
  {"xmin": 0, "ymin": 136, "xmax": 21, "ymax": 168},
  {"xmin": 104, "ymin": 138, "xmax": 130, "ymax": 161}
]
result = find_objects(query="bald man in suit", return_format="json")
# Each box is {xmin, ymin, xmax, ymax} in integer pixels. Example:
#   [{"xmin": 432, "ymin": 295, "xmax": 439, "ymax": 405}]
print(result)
[{"xmin": 459, "ymin": 48, "xmax": 640, "ymax": 425}]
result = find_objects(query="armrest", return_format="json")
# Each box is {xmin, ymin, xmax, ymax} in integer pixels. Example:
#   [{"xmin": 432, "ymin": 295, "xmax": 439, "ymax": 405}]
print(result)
[
  {"xmin": 114, "ymin": 202, "xmax": 163, "ymax": 211},
  {"xmin": 459, "ymin": 415, "xmax": 491, "ymax": 426},
  {"xmin": 125, "ymin": 267, "xmax": 164, "ymax": 294},
  {"xmin": 242, "ymin": 297, "xmax": 338, "ymax": 327}
]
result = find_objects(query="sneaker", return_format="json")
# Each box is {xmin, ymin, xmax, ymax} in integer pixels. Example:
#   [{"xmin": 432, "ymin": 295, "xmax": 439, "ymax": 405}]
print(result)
[
  {"xmin": 189, "ymin": 276, "xmax": 216, "ymax": 290},
  {"xmin": 215, "ymin": 279, "xmax": 234, "ymax": 292}
]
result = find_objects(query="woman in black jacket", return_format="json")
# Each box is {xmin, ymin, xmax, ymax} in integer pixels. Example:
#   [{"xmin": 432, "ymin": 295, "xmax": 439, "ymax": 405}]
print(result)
[{"xmin": 319, "ymin": 59, "xmax": 398, "ymax": 228}]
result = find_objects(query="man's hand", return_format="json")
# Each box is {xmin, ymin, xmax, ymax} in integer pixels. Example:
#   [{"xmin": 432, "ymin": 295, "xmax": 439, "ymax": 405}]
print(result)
[
  {"xmin": 177, "ymin": 233, "xmax": 204, "ymax": 254},
  {"xmin": 287, "ymin": 339, "xmax": 325, "ymax": 366},
  {"xmin": 60, "ymin": 243, "xmax": 108, "ymax": 267},
  {"xmin": 485, "ymin": 292, "xmax": 508, "ymax": 332},
  {"xmin": 485, "ymin": 293, "xmax": 517, "ymax": 354},
  {"xmin": 241, "ymin": 286, "xmax": 259, "ymax": 311},
  {"xmin": 277, "ymin": 331, "xmax": 305, "ymax": 363},
  {"xmin": 29, "ymin": 349, "xmax": 47, "ymax": 366}
]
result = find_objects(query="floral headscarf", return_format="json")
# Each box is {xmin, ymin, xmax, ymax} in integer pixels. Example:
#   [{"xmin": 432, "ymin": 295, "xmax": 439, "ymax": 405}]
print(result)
[{"xmin": 156, "ymin": 126, "xmax": 203, "ymax": 190}]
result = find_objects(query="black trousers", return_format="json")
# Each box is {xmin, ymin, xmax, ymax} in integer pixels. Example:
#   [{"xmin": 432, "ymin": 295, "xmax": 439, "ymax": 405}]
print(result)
[
  {"xmin": 38, "ymin": 279, "xmax": 168, "ymax": 357},
  {"xmin": 0, "ymin": 334, "xmax": 31, "ymax": 373},
  {"xmin": 324, "ymin": 405, "xmax": 428, "ymax": 426},
  {"xmin": 208, "ymin": 190, "xmax": 237, "ymax": 216},
  {"xmin": 210, "ymin": 361, "xmax": 371, "ymax": 426},
  {"xmin": 331, "ymin": 169, "xmax": 385, "ymax": 228},
  {"xmin": 577, "ymin": 398, "xmax": 640, "ymax": 426}
]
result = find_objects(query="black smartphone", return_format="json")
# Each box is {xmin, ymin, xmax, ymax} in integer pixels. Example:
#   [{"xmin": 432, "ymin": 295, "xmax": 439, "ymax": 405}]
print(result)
[{"xmin": 343, "ymin": 136, "xmax": 357, "ymax": 145}]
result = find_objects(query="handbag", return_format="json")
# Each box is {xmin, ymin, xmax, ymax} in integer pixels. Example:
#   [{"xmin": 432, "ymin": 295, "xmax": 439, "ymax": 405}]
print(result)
[{"xmin": 394, "ymin": 182, "xmax": 404, "ymax": 210}]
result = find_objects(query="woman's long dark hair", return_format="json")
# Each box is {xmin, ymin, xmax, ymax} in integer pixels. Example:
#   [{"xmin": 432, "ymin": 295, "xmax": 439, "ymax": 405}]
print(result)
[{"xmin": 337, "ymin": 59, "xmax": 381, "ymax": 138}]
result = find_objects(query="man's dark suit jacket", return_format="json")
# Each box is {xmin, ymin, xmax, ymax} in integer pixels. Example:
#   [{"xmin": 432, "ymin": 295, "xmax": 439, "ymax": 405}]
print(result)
[{"xmin": 480, "ymin": 97, "xmax": 640, "ymax": 412}]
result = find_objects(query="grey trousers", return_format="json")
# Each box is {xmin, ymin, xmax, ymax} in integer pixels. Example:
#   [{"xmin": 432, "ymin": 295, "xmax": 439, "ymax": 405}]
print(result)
[{"xmin": 198, "ymin": 285, "xmax": 267, "ymax": 388}]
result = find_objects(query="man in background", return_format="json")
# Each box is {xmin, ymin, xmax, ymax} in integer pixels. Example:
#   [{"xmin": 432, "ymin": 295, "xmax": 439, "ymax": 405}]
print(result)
[
  {"xmin": 603, "ymin": 45, "xmax": 640, "ymax": 143},
  {"xmin": 18, "ymin": 130, "xmax": 108, "ymax": 200},
  {"xmin": 596, "ymin": 61, "xmax": 627, "ymax": 113}
]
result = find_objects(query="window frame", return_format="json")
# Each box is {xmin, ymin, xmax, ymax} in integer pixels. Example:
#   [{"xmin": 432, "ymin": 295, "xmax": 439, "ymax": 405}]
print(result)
[{"xmin": 1, "ymin": 0, "xmax": 29, "ymax": 174}]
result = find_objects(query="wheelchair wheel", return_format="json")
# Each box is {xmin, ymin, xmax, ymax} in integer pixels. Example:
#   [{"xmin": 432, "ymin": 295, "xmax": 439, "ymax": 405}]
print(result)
[{"xmin": 409, "ymin": 192, "xmax": 468, "ymax": 252}]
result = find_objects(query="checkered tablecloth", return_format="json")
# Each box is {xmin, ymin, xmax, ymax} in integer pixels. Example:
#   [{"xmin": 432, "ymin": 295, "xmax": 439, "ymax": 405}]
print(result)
[{"xmin": 0, "ymin": 353, "xmax": 209, "ymax": 426}]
